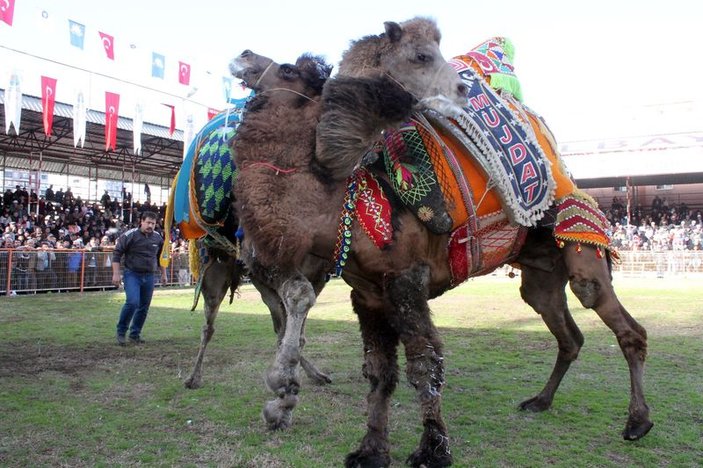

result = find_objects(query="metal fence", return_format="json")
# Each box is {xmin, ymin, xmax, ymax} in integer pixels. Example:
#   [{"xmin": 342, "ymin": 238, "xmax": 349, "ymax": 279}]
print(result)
[
  {"xmin": 613, "ymin": 250, "xmax": 703, "ymax": 278},
  {"xmin": 2, "ymin": 248, "xmax": 701, "ymax": 296},
  {"xmin": 0, "ymin": 248, "xmax": 193, "ymax": 296}
]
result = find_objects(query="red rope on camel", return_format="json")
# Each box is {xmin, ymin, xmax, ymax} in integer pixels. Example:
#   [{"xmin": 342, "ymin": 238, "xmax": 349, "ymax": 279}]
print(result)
[{"xmin": 244, "ymin": 161, "xmax": 297, "ymax": 174}]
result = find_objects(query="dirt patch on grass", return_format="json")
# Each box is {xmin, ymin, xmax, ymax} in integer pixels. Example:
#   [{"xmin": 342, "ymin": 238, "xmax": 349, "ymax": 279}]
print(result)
[
  {"xmin": 0, "ymin": 341, "xmax": 117, "ymax": 378},
  {"xmin": 0, "ymin": 338, "xmax": 198, "ymax": 378}
]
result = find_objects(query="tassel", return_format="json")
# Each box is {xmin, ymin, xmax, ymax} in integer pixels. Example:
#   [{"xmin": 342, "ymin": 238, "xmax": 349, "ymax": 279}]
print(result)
[
  {"xmin": 576, "ymin": 243, "xmax": 582, "ymax": 253},
  {"xmin": 501, "ymin": 37, "xmax": 516, "ymax": 62},
  {"xmin": 556, "ymin": 239, "xmax": 565, "ymax": 249},
  {"xmin": 188, "ymin": 240, "xmax": 200, "ymax": 281},
  {"xmin": 159, "ymin": 174, "xmax": 179, "ymax": 268},
  {"xmin": 596, "ymin": 247, "xmax": 603, "ymax": 259},
  {"xmin": 489, "ymin": 73, "xmax": 523, "ymax": 101}
]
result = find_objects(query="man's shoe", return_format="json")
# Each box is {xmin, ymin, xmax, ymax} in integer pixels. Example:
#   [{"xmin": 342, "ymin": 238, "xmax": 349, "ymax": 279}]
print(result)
[
  {"xmin": 116, "ymin": 334, "xmax": 126, "ymax": 346},
  {"xmin": 128, "ymin": 336, "xmax": 145, "ymax": 345}
]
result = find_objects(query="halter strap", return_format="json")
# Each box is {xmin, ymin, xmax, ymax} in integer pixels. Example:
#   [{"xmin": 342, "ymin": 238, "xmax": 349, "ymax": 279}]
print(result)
[
  {"xmin": 253, "ymin": 60, "xmax": 275, "ymax": 89},
  {"xmin": 262, "ymin": 88, "xmax": 315, "ymax": 102}
]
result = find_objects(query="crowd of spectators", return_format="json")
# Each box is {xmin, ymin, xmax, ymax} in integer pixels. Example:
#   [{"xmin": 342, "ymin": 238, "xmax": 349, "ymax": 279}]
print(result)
[
  {"xmin": 603, "ymin": 195, "xmax": 703, "ymax": 251},
  {"xmin": 1, "ymin": 185, "xmax": 191, "ymax": 292},
  {"xmin": 1, "ymin": 184, "xmax": 177, "ymax": 250},
  {"xmin": 2, "ymin": 184, "xmax": 702, "ymax": 293},
  {"xmin": 3, "ymin": 185, "xmax": 703, "ymax": 254}
]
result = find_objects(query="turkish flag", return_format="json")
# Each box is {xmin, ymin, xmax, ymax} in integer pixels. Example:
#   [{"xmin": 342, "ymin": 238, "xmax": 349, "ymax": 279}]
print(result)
[
  {"xmin": 105, "ymin": 92, "xmax": 120, "ymax": 151},
  {"xmin": 99, "ymin": 31, "xmax": 115, "ymax": 60},
  {"xmin": 0, "ymin": 0, "xmax": 15, "ymax": 26},
  {"xmin": 207, "ymin": 108, "xmax": 219, "ymax": 120},
  {"xmin": 41, "ymin": 76, "xmax": 58, "ymax": 136},
  {"xmin": 162, "ymin": 103, "xmax": 176, "ymax": 135},
  {"xmin": 178, "ymin": 61, "xmax": 190, "ymax": 85}
]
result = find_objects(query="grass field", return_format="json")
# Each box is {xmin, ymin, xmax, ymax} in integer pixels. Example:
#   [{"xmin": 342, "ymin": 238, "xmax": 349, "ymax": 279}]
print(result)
[{"xmin": 1, "ymin": 274, "xmax": 702, "ymax": 467}]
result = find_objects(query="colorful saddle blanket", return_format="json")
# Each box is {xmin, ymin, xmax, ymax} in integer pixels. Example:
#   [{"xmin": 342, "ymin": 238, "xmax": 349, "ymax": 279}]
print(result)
[
  {"xmin": 447, "ymin": 61, "xmax": 555, "ymax": 226},
  {"xmin": 189, "ymin": 124, "xmax": 237, "ymax": 226},
  {"xmin": 363, "ymin": 37, "xmax": 614, "ymax": 284},
  {"xmin": 381, "ymin": 121, "xmax": 454, "ymax": 234},
  {"xmin": 160, "ymin": 109, "xmax": 242, "ymax": 268}
]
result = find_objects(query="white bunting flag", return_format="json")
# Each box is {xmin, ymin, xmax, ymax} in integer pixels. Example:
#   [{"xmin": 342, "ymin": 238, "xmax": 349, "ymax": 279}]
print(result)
[
  {"xmin": 73, "ymin": 90, "xmax": 87, "ymax": 147},
  {"xmin": 133, "ymin": 102, "xmax": 144, "ymax": 155},
  {"xmin": 182, "ymin": 111, "xmax": 195, "ymax": 161},
  {"xmin": 4, "ymin": 72, "xmax": 22, "ymax": 134}
]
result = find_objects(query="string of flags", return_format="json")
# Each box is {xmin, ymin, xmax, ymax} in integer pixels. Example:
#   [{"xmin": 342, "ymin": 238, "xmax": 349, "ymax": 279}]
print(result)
[{"xmin": 1, "ymin": 0, "xmax": 243, "ymax": 155}]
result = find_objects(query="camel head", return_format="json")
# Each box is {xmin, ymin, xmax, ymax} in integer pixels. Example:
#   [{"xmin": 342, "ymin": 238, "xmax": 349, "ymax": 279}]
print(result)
[
  {"xmin": 230, "ymin": 50, "xmax": 332, "ymax": 101},
  {"xmin": 338, "ymin": 17, "xmax": 468, "ymax": 115}
]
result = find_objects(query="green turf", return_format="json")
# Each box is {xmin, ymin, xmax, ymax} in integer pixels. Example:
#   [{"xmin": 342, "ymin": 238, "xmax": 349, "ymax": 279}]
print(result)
[{"xmin": 0, "ymin": 275, "xmax": 701, "ymax": 466}]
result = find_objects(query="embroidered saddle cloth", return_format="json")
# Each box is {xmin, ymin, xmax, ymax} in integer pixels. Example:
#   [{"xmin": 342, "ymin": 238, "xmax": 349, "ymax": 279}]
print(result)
[
  {"xmin": 160, "ymin": 110, "xmax": 241, "ymax": 268},
  {"xmin": 374, "ymin": 37, "xmax": 616, "ymax": 284}
]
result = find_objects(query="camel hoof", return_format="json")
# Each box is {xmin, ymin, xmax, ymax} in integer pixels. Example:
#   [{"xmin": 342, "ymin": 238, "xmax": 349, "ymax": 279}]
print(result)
[
  {"xmin": 622, "ymin": 419, "xmax": 654, "ymax": 441},
  {"xmin": 406, "ymin": 447, "xmax": 452, "ymax": 468},
  {"xmin": 518, "ymin": 396, "xmax": 551, "ymax": 412},
  {"xmin": 183, "ymin": 376, "xmax": 202, "ymax": 389},
  {"xmin": 262, "ymin": 398, "xmax": 295, "ymax": 431},
  {"xmin": 345, "ymin": 450, "xmax": 390, "ymax": 468}
]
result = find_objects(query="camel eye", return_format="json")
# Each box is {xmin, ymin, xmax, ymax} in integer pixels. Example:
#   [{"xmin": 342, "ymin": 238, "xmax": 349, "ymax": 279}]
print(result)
[
  {"xmin": 415, "ymin": 52, "xmax": 431, "ymax": 63},
  {"xmin": 280, "ymin": 65, "xmax": 295, "ymax": 76}
]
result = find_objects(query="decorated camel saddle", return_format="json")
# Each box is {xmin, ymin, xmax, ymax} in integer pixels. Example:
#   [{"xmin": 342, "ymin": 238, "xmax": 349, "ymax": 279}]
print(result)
[
  {"xmin": 160, "ymin": 104, "xmax": 246, "ymax": 274},
  {"xmin": 350, "ymin": 37, "xmax": 614, "ymax": 285}
]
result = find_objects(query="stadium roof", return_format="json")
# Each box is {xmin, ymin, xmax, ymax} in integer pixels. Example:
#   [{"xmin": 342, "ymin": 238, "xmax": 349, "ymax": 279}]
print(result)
[{"xmin": 0, "ymin": 89, "xmax": 185, "ymax": 186}]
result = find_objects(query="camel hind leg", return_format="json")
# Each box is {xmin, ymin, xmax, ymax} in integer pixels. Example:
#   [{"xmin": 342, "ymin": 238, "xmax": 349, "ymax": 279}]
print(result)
[
  {"xmin": 519, "ymin": 256, "xmax": 583, "ymax": 412},
  {"xmin": 563, "ymin": 244, "xmax": 653, "ymax": 440},
  {"xmin": 184, "ymin": 254, "xmax": 242, "ymax": 389}
]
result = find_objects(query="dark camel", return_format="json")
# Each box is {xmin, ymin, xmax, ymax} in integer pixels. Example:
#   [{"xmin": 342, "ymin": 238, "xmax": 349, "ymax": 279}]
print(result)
[{"xmin": 230, "ymin": 17, "xmax": 652, "ymax": 468}]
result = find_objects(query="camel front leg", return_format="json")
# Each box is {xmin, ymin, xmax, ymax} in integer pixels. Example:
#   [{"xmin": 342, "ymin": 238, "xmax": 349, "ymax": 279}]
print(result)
[
  {"xmin": 386, "ymin": 264, "xmax": 452, "ymax": 468},
  {"xmin": 345, "ymin": 289, "xmax": 400, "ymax": 468},
  {"xmin": 251, "ymin": 275, "xmax": 332, "ymax": 385},
  {"xmin": 261, "ymin": 271, "xmax": 317, "ymax": 430}
]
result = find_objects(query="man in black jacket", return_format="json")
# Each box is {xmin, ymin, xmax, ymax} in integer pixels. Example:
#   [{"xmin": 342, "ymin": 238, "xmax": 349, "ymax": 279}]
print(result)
[{"xmin": 112, "ymin": 211, "xmax": 168, "ymax": 346}]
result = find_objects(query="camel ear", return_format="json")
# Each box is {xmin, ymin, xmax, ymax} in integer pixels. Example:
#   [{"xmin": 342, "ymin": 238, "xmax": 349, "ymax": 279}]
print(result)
[
  {"xmin": 297, "ymin": 55, "xmax": 333, "ymax": 92},
  {"xmin": 384, "ymin": 21, "xmax": 403, "ymax": 42},
  {"xmin": 315, "ymin": 62, "xmax": 333, "ymax": 81}
]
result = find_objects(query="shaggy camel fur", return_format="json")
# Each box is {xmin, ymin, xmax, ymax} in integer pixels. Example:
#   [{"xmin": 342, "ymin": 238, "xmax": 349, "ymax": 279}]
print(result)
[
  {"xmin": 315, "ymin": 17, "xmax": 468, "ymax": 181},
  {"xmin": 230, "ymin": 51, "xmax": 351, "ymax": 432},
  {"xmin": 181, "ymin": 53, "xmax": 335, "ymax": 390}
]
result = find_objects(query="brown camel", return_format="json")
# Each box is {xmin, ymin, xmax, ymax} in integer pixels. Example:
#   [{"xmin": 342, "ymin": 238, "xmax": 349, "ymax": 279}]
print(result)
[
  {"xmin": 318, "ymin": 25, "xmax": 652, "ymax": 467},
  {"xmin": 231, "ymin": 17, "xmax": 652, "ymax": 468},
  {"xmin": 231, "ymin": 16, "xmax": 465, "ymax": 450},
  {"xmin": 179, "ymin": 56, "xmax": 335, "ymax": 390}
]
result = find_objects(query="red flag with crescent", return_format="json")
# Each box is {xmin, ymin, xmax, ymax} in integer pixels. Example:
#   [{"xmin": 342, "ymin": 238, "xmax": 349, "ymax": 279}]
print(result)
[
  {"xmin": 105, "ymin": 92, "xmax": 120, "ymax": 151},
  {"xmin": 207, "ymin": 108, "xmax": 219, "ymax": 120},
  {"xmin": 99, "ymin": 31, "xmax": 115, "ymax": 60},
  {"xmin": 178, "ymin": 61, "xmax": 190, "ymax": 85},
  {"xmin": 0, "ymin": 0, "xmax": 15, "ymax": 26},
  {"xmin": 41, "ymin": 76, "xmax": 57, "ymax": 136},
  {"xmin": 0, "ymin": 0, "xmax": 16, "ymax": 26}
]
